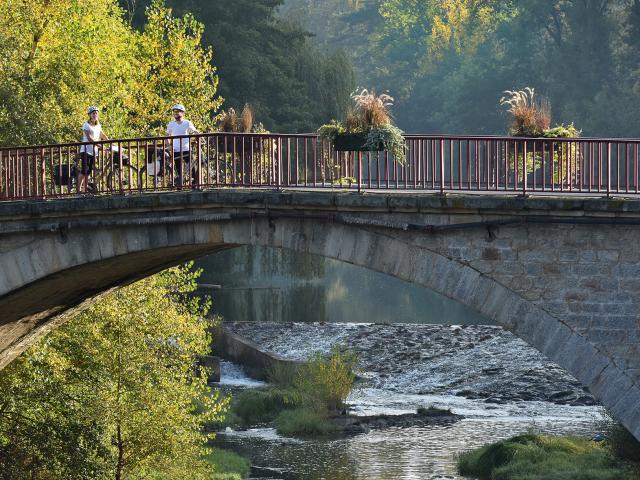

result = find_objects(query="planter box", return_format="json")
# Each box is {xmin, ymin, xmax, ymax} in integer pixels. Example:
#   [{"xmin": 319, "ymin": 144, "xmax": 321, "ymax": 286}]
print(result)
[{"xmin": 333, "ymin": 133, "xmax": 384, "ymax": 152}]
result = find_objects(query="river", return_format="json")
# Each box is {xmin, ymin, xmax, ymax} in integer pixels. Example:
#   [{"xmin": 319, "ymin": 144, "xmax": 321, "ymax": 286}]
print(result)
[
  {"xmin": 212, "ymin": 323, "xmax": 605, "ymax": 480},
  {"xmin": 198, "ymin": 247, "xmax": 605, "ymax": 479}
]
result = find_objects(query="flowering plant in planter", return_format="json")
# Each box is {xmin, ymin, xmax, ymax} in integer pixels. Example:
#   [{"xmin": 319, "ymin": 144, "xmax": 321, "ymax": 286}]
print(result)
[
  {"xmin": 499, "ymin": 88, "xmax": 581, "ymax": 140},
  {"xmin": 317, "ymin": 89, "xmax": 406, "ymax": 163},
  {"xmin": 500, "ymin": 88, "xmax": 581, "ymax": 185}
]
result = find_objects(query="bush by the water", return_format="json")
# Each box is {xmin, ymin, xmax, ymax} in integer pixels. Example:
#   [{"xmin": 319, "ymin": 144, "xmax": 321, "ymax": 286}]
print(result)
[
  {"xmin": 232, "ymin": 388, "xmax": 291, "ymax": 424},
  {"xmin": 203, "ymin": 448, "xmax": 250, "ymax": 480},
  {"xmin": 458, "ymin": 433, "xmax": 639, "ymax": 480},
  {"xmin": 274, "ymin": 408, "xmax": 339, "ymax": 437},
  {"xmin": 229, "ymin": 346, "xmax": 357, "ymax": 437},
  {"xmin": 294, "ymin": 346, "xmax": 358, "ymax": 414}
]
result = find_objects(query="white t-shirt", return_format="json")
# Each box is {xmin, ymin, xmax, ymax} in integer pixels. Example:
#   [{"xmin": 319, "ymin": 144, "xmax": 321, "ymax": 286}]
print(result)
[
  {"xmin": 166, "ymin": 119, "xmax": 196, "ymax": 153},
  {"xmin": 80, "ymin": 122, "xmax": 102, "ymax": 156}
]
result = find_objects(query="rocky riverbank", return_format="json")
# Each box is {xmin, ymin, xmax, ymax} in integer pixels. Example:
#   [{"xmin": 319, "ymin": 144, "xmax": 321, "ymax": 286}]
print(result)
[
  {"xmin": 223, "ymin": 322, "xmax": 597, "ymax": 406},
  {"xmin": 335, "ymin": 407, "xmax": 462, "ymax": 435}
]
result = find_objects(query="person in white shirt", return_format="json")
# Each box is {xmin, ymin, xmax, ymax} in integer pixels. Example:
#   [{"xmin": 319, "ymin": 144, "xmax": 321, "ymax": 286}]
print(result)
[
  {"xmin": 166, "ymin": 104, "xmax": 199, "ymax": 188},
  {"xmin": 79, "ymin": 106, "xmax": 109, "ymax": 193}
]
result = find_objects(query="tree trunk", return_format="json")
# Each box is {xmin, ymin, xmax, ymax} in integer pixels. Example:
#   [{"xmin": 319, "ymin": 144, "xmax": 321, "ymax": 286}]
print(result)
[{"xmin": 115, "ymin": 423, "xmax": 124, "ymax": 480}]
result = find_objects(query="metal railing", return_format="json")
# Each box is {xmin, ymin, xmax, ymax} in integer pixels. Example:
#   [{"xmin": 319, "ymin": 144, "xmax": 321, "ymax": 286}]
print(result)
[{"xmin": 1, "ymin": 132, "xmax": 639, "ymax": 200}]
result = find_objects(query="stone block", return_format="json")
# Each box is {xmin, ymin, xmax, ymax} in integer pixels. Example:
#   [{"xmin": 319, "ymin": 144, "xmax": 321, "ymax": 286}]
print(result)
[{"xmin": 589, "ymin": 364, "xmax": 635, "ymax": 408}]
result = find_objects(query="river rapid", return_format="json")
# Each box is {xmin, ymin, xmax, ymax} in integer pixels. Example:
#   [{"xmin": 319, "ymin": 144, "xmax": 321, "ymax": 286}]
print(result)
[{"xmin": 213, "ymin": 322, "xmax": 605, "ymax": 480}]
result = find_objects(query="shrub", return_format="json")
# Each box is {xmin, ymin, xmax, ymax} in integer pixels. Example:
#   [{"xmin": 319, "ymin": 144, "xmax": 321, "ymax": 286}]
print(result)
[
  {"xmin": 500, "ymin": 87, "xmax": 551, "ymax": 137},
  {"xmin": 294, "ymin": 346, "xmax": 357, "ymax": 414},
  {"xmin": 232, "ymin": 388, "xmax": 289, "ymax": 424},
  {"xmin": 317, "ymin": 120, "xmax": 345, "ymax": 143},
  {"xmin": 350, "ymin": 88, "xmax": 394, "ymax": 129},
  {"xmin": 203, "ymin": 448, "xmax": 250, "ymax": 480},
  {"xmin": 458, "ymin": 433, "xmax": 638, "ymax": 480},
  {"xmin": 542, "ymin": 123, "xmax": 581, "ymax": 138},
  {"xmin": 240, "ymin": 104, "xmax": 253, "ymax": 133},
  {"xmin": 218, "ymin": 104, "xmax": 265, "ymax": 133},
  {"xmin": 274, "ymin": 408, "xmax": 339, "ymax": 437}
]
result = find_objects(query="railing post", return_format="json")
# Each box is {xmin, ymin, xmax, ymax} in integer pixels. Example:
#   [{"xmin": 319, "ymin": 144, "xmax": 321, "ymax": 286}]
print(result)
[
  {"xmin": 522, "ymin": 140, "xmax": 527, "ymax": 195},
  {"xmin": 40, "ymin": 147, "xmax": 46, "ymax": 198},
  {"xmin": 606, "ymin": 141, "xmax": 611, "ymax": 197},
  {"xmin": 357, "ymin": 151, "xmax": 362, "ymax": 193},
  {"xmin": 439, "ymin": 139, "xmax": 445, "ymax": 194},
  {"xmin": 277, "ymin": 137, "xmax": 282, "ymax": 191}
]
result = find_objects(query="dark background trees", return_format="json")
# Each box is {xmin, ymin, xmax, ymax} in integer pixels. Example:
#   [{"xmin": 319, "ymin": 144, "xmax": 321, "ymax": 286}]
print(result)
[
  {"xmin": 284, "ymin": 0, "xmax": 640, "ymax": 137},
  {"xmin": 122, "ymin": 0, "xmax": 356, "ymax": 133}
]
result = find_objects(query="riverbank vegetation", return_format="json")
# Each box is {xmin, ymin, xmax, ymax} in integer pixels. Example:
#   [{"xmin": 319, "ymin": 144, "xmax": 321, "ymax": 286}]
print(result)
[
  {"xmin": 458, "ymin": 433, "xmax": 640, "ymax": 480},
  {"xmin": 0, "ymin": 264, "xmax": 243, "ymax": 479},
  {"xmin": 217, "ymin": 347, "xmax": 357, "ymax": 437},
  {"xmin": 204, "ymin": 449, "xmax": 251, "ymax": 480}
]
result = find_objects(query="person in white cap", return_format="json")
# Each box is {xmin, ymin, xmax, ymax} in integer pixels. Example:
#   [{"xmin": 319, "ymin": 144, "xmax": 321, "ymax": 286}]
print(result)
[
  {"xmin": 79, "ymin": 106, "xmax": 109, "ymax": 193},
  {"xmin": 166, "ymin": 104, "xmax": 199, "ymax": 188}
]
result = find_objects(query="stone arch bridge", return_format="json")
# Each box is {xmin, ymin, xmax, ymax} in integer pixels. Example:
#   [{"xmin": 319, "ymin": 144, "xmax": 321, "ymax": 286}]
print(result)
[{"xmin": 1, "ymin": 190, "xmax": 640, "ymax": 439}]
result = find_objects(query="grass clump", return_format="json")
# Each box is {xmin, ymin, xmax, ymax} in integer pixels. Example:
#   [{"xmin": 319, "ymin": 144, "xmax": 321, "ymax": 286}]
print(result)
[
  {"xmin": 203, "ymin": 448, "xmax": 250, "ymax": 479},
  {"xmin": 458, "ymin": 433, "xmax": 639, "ymax": 480},
  {"xmin": 232, "ymin": 388, "xmax": 290, "ymax": 424},
  {"xmin": 274, "ymin": 408, "xmax": 339, "ymax": 437}
]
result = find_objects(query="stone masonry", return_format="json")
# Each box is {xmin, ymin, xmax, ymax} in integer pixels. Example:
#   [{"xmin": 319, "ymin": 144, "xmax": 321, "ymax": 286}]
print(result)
[{"xmin": 0, "ymin": 190, "xmax": 639, "ymax": 439}]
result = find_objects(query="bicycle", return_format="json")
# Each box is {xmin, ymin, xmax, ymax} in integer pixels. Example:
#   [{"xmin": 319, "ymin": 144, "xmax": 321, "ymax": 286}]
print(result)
[
  {"xmin": 53, "ymin": 145, "xmax": 138, "ymax": 194},
  {"xmin": 138, "ymin": 142, "xmax": 210, "ymax": 190}
]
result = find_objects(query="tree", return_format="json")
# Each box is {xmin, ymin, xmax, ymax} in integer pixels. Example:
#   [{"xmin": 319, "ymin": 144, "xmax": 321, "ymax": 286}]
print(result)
[
  {"xmin": 129, "ymin": 0, "xmax": 223, "ymax": 135},
  {"xmin": 0, "ymin": 264, "xmax": 227, "ymax": 479},
  {"xmin": 166, "ymin": 0, "xmax": 356, "ymax": 132},
  {"xmin": 0, "ymin": 0, "xmax": 138, "ymax": 145},
  {"xmin": 0, "ymin": 0, "xmax": 222, "ymax": 146}
]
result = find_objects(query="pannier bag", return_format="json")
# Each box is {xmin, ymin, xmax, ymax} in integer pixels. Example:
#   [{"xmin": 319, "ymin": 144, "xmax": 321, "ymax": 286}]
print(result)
[{"xmin": 53, "ymin": 164, "xmax": 74, "ymax": 186}]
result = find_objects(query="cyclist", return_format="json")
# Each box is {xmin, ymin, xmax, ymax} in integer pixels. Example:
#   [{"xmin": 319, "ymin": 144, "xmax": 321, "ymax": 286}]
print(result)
[
  {"xmin": 79, "ymin": 106, "xmax": 109, "ymax": 193},
  {"xmin": 166, "ymin": 104, "xmax": 199, "ymax": 188}
]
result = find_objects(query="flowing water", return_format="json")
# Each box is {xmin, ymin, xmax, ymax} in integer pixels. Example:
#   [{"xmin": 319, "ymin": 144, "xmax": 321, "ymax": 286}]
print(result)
[
  {"xmin": 212, "ymin": 322, "xmax": 605, "ymax": 480},
  {"xmin": 199, "ymin": 247, "xmax": 605, "ymax": 478}
]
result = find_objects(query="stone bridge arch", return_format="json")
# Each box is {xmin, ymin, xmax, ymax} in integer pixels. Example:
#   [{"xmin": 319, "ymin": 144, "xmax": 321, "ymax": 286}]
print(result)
[{"xmin": 0, "ymin": 190, "xmax": 639, "ymax": 439}]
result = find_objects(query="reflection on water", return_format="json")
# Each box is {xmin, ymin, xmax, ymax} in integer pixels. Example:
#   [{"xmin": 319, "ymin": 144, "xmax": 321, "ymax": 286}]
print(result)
[
  {"xmin": 213, "ymin": 360, "xmax": 604, "ymax": 480},
  {"xmin": 196, "ymin": 246, "xmax": 491, "ymax": 325},
  {"xmin": 216, "ymin": 417, "xmax": 600, "ymax": 480}
]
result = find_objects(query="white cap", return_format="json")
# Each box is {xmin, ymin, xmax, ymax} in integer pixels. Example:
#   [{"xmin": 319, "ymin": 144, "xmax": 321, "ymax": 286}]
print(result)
[
  {"xmin": 171, "ymin": 104, "xmax": 186, "ymax": 112},
  {"xmin": 88, "ymin": 106, "xmax": 100, "ymax": 114}
]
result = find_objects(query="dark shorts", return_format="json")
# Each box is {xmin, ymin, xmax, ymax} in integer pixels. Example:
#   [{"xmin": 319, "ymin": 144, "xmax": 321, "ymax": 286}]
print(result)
[{"xmin": 79, "ymin": 152, "xmax": 95, "ymax": 175}]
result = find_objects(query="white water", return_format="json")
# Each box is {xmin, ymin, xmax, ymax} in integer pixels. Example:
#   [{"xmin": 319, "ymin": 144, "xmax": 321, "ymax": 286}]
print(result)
[
  {"xmin": 214, "ymin": 324, "xmax": 606, "ymax": 480},
  {"xmin": 218, "ymin": 360, "xmax": 266, "ymax": 388}
]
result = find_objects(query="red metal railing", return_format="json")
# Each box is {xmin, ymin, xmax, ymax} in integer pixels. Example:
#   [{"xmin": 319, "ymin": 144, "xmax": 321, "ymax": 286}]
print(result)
[{"xmin": 1, "ymin": 132, "xmax": 640, "ymax": 200}]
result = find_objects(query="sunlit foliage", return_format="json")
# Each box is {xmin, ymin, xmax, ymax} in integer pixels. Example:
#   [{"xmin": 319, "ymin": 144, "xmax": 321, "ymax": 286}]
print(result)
[
  {"xmin": 0, "ymin": 265, "xmax": 227, "ymax": 479},
  {"xmin": 0, "ymin": 0, "xmax": 221, "ymax": 146}
]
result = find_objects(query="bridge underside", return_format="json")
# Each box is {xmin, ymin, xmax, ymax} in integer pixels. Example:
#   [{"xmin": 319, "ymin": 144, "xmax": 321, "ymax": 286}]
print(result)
[{"xmin": 1, "ymin": 190, "xmax": 640, "ymax": 440}]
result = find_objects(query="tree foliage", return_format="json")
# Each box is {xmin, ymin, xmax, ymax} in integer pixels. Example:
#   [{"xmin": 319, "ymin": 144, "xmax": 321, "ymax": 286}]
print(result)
[
  {"xmin": 158, "ymin": 0, "xmax": 356, "ymax": 132},
  {"xmin": 0, "ymin": 0, "xmax": 221, "ymax": 146},
  {"xmin": 0, "ymin": 264, "xmax": 227, "ymax": 480},
  {"xmin": 284, "ymin": 0, "xmax": 640, "ymax": 137}
]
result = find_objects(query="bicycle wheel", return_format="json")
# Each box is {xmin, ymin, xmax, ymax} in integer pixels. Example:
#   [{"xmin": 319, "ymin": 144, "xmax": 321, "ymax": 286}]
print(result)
[{"xmin": 107, "ymin": 165, "xmax": 139, "ymax": 192}]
